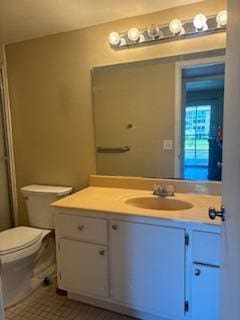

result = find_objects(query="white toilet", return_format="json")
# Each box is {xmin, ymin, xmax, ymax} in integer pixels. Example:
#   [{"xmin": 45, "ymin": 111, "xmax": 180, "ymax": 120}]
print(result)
[{"xmin": 0, "ymin": 184, "xmax": 72, "ymax": 308}]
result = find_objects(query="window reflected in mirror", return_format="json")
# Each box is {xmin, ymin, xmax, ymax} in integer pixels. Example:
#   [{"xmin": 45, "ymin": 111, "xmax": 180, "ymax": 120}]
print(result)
[{"xmin": 182, "ymin": 63, "xmax": 224, "ymax": 181}]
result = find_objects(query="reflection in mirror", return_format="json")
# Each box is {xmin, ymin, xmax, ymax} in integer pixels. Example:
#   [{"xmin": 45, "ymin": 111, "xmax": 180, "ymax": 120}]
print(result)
[
  {"xmin": 92, "ymin": 51, "xmax": 225, "ymax": 181},
  {"xmin": 181, "ymin": 64, "xmax": 224, "ymax": 181}
]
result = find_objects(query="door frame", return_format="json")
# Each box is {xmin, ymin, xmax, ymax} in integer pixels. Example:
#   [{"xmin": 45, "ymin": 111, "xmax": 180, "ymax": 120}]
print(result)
[
  {"xmin": 174, "ymin": 55, "xmax": 226, "ymax": 178},
  {"xmin": 0, "ymin": 49, "xmax": 18, "ymax": 226}
]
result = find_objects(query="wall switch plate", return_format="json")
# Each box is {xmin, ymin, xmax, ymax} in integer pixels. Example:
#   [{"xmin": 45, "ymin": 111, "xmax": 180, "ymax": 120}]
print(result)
[{"xmin": 163, "ymin": 139, "xmax": 173, "ymax": 150}]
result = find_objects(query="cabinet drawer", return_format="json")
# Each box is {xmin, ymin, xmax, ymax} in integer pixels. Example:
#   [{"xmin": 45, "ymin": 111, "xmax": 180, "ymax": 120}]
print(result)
[
  {"xmin": 58, "ymin": 214, "xmax": 108, "ymax": 243},
  {"xmin": 192, "ymin": 231, "xmax": 220, "ymax": 266}
]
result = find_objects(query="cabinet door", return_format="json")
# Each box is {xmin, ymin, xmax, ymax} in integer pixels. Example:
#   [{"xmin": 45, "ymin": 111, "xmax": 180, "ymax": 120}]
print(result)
[
  {"xmin": 111, "ymin": 220, "xmax": 186, "ymax": 319},
  {"xmin": 58, "ymin": 239, "xmax": 108, "ymax": 298},
  {"xmin": 192, "ymin": 264, "xmax": 220, "ymax": 320}
]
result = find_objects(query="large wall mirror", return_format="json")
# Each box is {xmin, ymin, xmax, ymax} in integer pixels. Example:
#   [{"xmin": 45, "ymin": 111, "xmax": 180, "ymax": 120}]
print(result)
[{"xmin": 92, "ymin": 50, "xmax": 225, "ymax": 181}]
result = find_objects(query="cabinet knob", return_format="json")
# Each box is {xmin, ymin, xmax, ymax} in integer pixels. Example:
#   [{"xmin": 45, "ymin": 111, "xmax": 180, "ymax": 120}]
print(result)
[
  {"xmin": 78, "ymin": 225, "xmax": 84, "ymax": 231},
  {"xmin": 194, "ymin": 269, "xmax": 201, "ymax": 276},
  {"xmin": 112, "ymin": 224, "xmax": 118, "ymax": 230},
  {"xmin": 99, "ymin": 250, "xmax": 105, "ymax": 256}
]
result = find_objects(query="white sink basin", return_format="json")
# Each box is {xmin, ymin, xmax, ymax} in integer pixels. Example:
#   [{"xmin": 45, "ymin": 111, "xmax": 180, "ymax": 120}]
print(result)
[{"xmin": 125, "ymin": 196, "xmax": 193, "ymax": 211}]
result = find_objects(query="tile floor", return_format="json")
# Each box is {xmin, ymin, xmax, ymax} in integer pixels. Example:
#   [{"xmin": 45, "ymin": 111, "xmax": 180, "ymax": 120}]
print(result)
[{"xmin": 5, "ymin": 281, "xmax": 134, "ymax": 320}]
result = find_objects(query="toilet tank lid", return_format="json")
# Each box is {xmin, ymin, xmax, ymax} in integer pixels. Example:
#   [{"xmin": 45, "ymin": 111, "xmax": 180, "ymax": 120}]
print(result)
[{"xmin": 21, "ymin": 184, "xmax": 73, "ymax": 196}]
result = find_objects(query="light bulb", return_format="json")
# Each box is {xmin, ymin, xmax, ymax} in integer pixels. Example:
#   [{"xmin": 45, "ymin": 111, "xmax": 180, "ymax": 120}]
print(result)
[
  {"xmin": 169, "ymin": 19, "xmax": 185, "ymax": 35},
  {"xmin": 193, "ymin": 13, "xmax": 208, "ymax": 31},
  {"xmin": 216, "ymin": 10, "xmax": 227, "ymax": 27},
  {"xmin": 127, "ymin": 28, "xmax": 140, "ymax": 42},
  {"xmin": 147, "ymin": 24, "xmax": 160, "ymax": 38},
  {"xmin": 108, "ymin": 32, "xmax": 121, "ymax": 46}
]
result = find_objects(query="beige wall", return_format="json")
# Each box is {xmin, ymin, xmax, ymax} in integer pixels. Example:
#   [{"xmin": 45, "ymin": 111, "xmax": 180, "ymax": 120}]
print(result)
[{"xmin": 6, "ymin": 0, "xmax": 226, "ymax": 225}]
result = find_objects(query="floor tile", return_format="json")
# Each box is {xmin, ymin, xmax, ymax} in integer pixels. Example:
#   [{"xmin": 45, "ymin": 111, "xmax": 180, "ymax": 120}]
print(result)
[{"xmin": 4, "ymin": 281, "xmax": 134, "ymax": 320}]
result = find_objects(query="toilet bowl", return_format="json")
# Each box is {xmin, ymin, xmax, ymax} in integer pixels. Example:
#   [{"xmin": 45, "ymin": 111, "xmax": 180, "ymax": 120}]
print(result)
[
  {"xmin": 0, "ymin": 227, "xmax": 54, "ymax": 308},
  {"xmin": 1, "ymin": 184, "xmax": 72, "ymax": 308}
]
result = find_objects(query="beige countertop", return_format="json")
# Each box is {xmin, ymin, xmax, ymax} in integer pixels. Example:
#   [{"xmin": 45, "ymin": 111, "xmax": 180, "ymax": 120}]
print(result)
[{"xmin": 52, "ymin": 186, "xmax": 222, "ymax": 226}]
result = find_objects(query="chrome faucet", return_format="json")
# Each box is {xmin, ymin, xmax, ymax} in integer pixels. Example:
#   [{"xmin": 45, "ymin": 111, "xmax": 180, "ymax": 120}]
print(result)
[{"xmin": 153, "ymin": 184, "xmax": 175, "ymax": 197}]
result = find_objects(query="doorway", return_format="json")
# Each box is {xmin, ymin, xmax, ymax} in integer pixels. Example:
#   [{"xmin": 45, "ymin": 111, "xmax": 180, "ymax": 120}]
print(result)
[
  {"xmin": 0, "ymin": 68, "xmax": 14, "ymax": 230},
  {"xmin": 180, "ymin": 62, "xmax": 225, "ymax": 181}
]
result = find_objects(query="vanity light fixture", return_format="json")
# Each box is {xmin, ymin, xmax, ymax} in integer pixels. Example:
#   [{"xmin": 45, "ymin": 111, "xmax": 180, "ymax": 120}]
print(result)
[
  {"xmin": 169, "ymin": 19, "xmax": 185, "ymax": 35},
  {"xmin": 109, "ymin": 10, "xmax": 227, "ymax": 49},
  {"xmin": 216, "ymin": 10, "xmax": 227, "ymax": 28},
  {"xmin": 193, "ymin": 13, "xmax": 208, "ymax": 31}
]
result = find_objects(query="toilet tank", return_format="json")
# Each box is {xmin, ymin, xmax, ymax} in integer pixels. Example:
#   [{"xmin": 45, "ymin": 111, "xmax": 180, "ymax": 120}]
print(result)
[{"xmin": 21, "ymin": 185, "xmax": 73, "ymax": 229}]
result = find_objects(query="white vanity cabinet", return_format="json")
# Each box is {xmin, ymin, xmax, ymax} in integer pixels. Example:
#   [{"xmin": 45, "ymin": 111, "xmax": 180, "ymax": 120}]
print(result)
[
  {"xmin": 111, "ymin": 220, "xmax": 186, "ymax": 319},
  {"xmin": 55, "ymin": 210, "xmax": 221, "ymax": 320}
]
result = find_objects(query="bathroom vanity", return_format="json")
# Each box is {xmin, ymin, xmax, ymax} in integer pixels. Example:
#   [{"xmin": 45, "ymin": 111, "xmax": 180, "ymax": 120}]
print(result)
[{"xmin": 53, "ymin": 176, "xmax": 221, "ymax": 320}]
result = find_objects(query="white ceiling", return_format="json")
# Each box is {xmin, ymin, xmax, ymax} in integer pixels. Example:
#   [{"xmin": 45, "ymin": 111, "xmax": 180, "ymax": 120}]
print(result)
[{"xmin": 0, "ymin": 0, "xmax": 203, "ymax": 44}]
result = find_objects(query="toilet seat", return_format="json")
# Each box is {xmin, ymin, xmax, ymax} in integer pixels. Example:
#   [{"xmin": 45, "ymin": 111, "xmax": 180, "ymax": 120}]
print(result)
[
  {"xmin": 0, "ymin": 227, "xmax": 51, "ymax": 264},
  {"xmin": 0, "ymin": 226, "xmax": 43, "ymax": 255}
]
